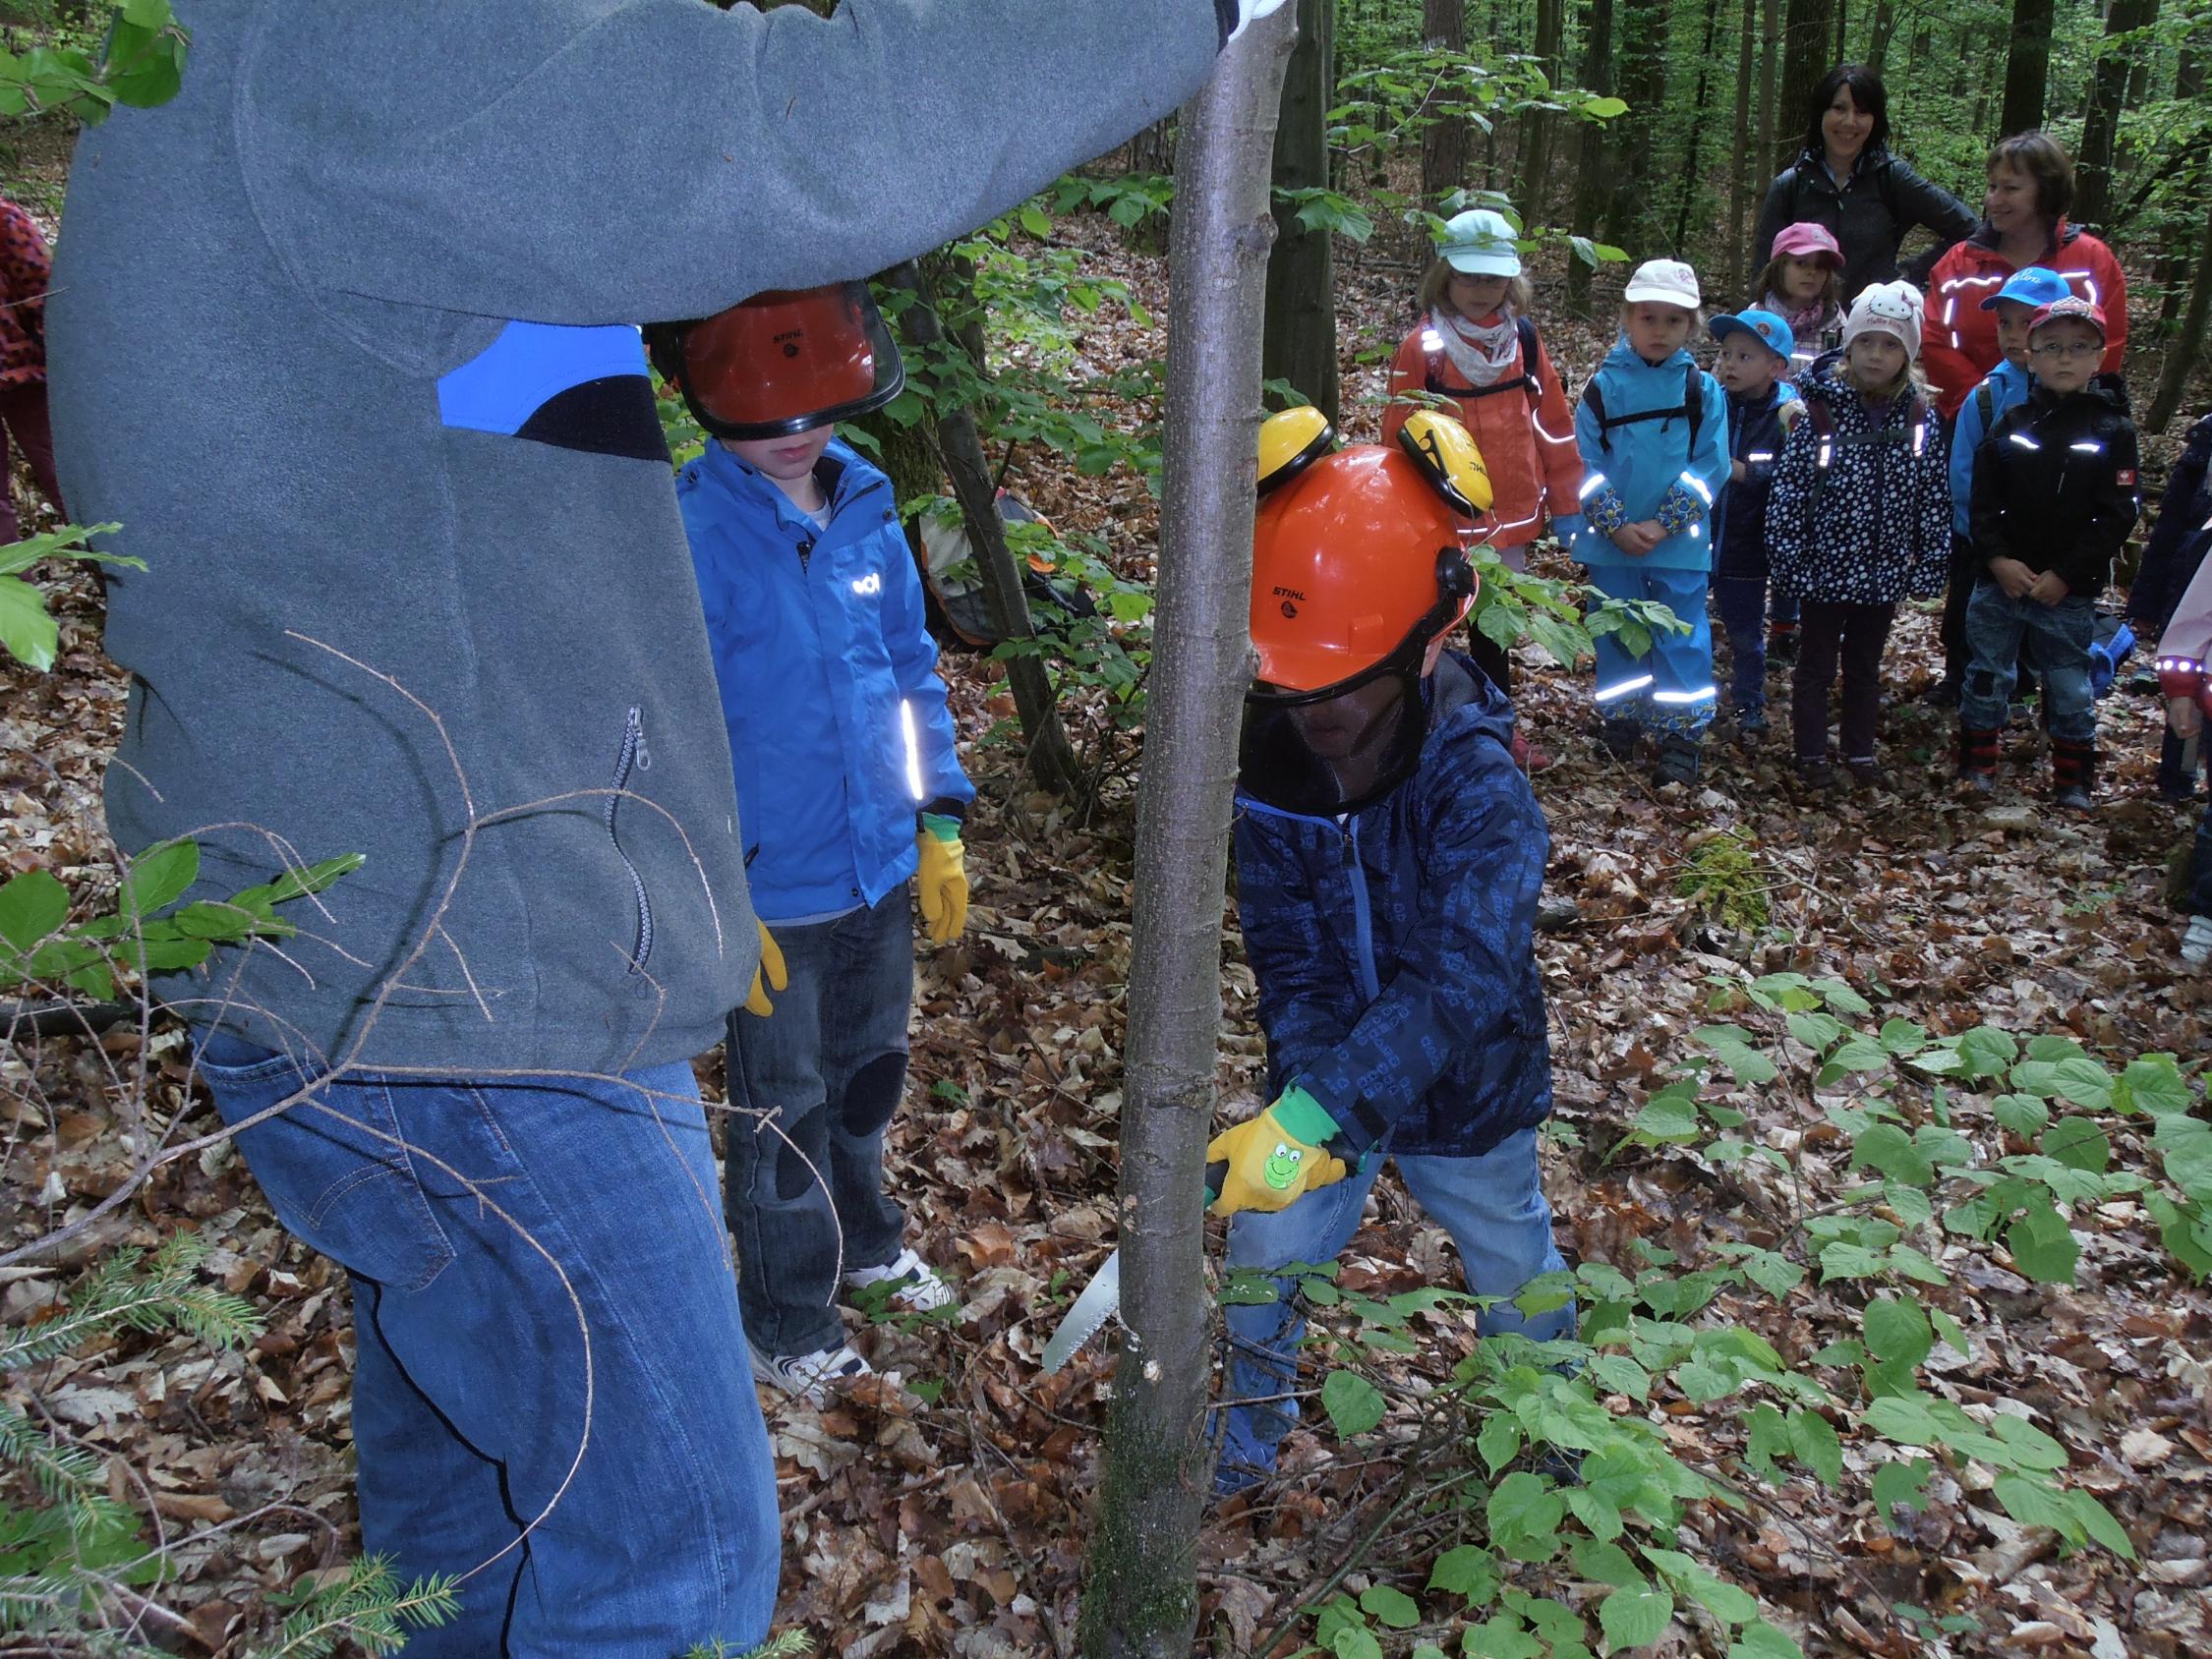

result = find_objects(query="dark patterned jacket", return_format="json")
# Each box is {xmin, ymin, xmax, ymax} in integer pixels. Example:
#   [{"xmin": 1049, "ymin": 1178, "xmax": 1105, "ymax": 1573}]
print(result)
[
  {"xmin": 1969, "ymin": 380, "xmax": 2140, "ymax": 601},
  {"xmin": 0, "ymin": 200, "xmax": 50, "ymax": 388},
  {"xmin": 2126, "ymin": 410, "xmax": 2211, "ymax": 630},
  {"xmin": 1768, "ymin": 360, "xmax": 1951, "ymax": 605},
  {"xmin": 1232, "ymin": 655, "xmax": 1552, "ymax": 1161}
]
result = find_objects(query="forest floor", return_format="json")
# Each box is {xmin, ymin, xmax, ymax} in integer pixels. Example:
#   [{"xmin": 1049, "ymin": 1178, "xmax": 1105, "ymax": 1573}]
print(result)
[{"xmin": 4, "ymin": 191, "xmax": 2212, "ymax": 1658}]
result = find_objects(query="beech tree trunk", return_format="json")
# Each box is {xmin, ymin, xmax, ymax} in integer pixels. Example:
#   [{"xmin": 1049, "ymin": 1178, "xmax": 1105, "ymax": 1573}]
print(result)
[
  {"xmin": 1261, "ymin": 0, "xmax": 1339, "ymax": 422},
  {"xmin": 1601, "ymin": 0, "xmax": 1667, "ymax": 251},
  {"xmin": 2000, "ymin": 0, "xmax": 2053, "ymax": 137},
  {"xmin": 1758, "ymin": 0, "xmax": 1780, "ymax": 181},
  {"xmin": 2147, "ymin": 190, "xmax": 2212, "ymax": 432},
  {"xmin": 1673, "ymin": 0, "xmax": 1724, "ymax": 251},
  {"xmin": 1422, "ymin": 0, "xmax": 1470, "ymax": 207},
  {"xmin": 879, "ymin": 260, "xmax": 1083, "ymax": 798},
  {"xmin": 2074, "ymin": 0, "xmax": 2158, "ymax": 230},
  {"xmin": 1514, "ymin": 0, "xmax": 1567, "ymax": 219},
  {"xmin": 1566, "ymin": 0, "xmax": 1616, "ymax": 312},
  {"xmin": 1777, "ymin": 0, "xmax": 1836, "ymax": 171},
  {"xmin": 1076, "ymin": 11, "xmax": 1295, "ymax": 1654},
  {"xmin": 1729, "ymin": 0, "xmax": 1757, "ymax": 292}
]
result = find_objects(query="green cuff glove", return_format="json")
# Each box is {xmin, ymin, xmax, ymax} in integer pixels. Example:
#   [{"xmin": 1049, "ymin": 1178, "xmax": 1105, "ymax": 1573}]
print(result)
[
  {"xmin": 915, "ymin": 813, "xmax": 968, "ymax": 944},
  {"xmin": 1206, "ymin": 1085, "xmax": 1347, "ymax": 1218}
]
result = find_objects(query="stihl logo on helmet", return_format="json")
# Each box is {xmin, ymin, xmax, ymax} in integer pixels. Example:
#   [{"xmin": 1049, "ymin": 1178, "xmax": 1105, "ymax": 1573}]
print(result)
[{"xmin": 646, "ymin": 280, "xmax": 904, "ymax": 441}]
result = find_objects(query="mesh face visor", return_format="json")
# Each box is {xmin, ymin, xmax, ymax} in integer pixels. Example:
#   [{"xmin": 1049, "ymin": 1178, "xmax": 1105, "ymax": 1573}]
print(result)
[{"xmin": 650, "ymin": 280, "xmax": 904, "ymax": 441}]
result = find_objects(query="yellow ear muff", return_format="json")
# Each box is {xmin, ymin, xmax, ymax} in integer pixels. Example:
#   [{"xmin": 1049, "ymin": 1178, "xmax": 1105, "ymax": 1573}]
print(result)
[
  {"xmin": 1257, "ymin": 406, "xmax": 1336, "ymax": 494},
  {"xmin": 1397, "ymin": 410, "xmax": 1493, "ymax": 518}
]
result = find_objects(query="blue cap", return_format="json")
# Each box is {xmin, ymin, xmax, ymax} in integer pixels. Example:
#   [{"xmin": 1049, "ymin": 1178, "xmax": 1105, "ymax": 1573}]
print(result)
[
  {"xmin": 1709, "ymin": 309, "xmax": 1796, "ymax": 364},
  {"xmin": 1981, "ymin": 266, "xmax": 2071, "ymax": 312}
]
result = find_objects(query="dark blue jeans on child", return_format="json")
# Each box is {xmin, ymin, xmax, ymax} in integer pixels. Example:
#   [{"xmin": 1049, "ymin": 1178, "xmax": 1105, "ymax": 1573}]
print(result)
[
  {"xmin": 194, "ymin": 1033, "xmax": 780, "ymax": 1655},
  {"xmin": 724, "ymin": 886, "xmax": 914, "ymax": 1359},
  {"xmin": 1215, "ymin": 1125, "xmax": 1573, "ymax": 1491},
  {"xmin": 1959, "ymin": 585, "xmax": 2096, "ymax": 743}
]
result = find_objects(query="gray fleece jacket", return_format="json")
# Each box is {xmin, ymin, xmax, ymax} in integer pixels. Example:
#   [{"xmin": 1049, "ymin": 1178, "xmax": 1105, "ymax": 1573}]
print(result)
[{"xmin": 47, "ymin": 0, "xmax": 1222, "ymax": 1073}]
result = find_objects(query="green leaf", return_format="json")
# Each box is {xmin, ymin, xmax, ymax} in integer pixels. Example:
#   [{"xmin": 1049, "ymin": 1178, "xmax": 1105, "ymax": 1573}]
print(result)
[
  {"xmin": 0, "ymin": 867, "xmax": 71, "ymax": 953},
  {"xmin": 1487, "ymin": 1470, "xmax": 1565, "ymax": 1551},
  {"xmin": 1589, "ymin": 1353, "xmax": 1651, "ymax": 1401},
  {"xmin": 1811, "ymin": 977, "xmax": 1872, "ymax": 1014},
  {"xmin": 1463, "ymin": 1614, "xmax": 1543, "ymax": 1659},
  {"xmin": 1017, "ymin": 203, "xmax": 1052, "ymax": 239},
  {"xmin": 1820, "ymin": 1035, "xmax": 1892, "ymax": 1082},
  {"xmin": 1428, "ymin": 1543, "xmax": 1498, "ymax": 1603},
  {"xmin": 1629, "ymin": 1095, "xmax": 1701, "ymax": 1144},
  {"xmin": 1850, "ymin": 1122, "xmax": 1935, "ymax": 1188},
  {"xmin": 2063, "ymin": 1487, "xmax": 2136, "ymax": 1560},
  {"xmin": 119, "ymin": 837, "xmax": 200, "ymax": 918},
  {"xmin": 0, "ymin": 572, "xmax": 59, "ymax": 669},
  {"xmin": 1785, "ymin": 1010, "xmax": 1844, "ymax": 1053},
  {"xmin": 1728, "ymin": 1621, "xmax": 1806, "ymax": 1659},
  {"xmin": 1878, "ymin": 1018, "xmax": 1929, "ymax": 1055},
  {"xmin": 1862, "ymin": 1296, "xmax": 1933, "ymax": 1369},
  {"xmin": 2007, "ymin": 1201, "xmax": 2079, "ymax": 1285},
  {"xmin": 1786, "ymin": 1409, "xmax": 1841, "ymax": 1488},
  {"xmin": 1994, "ymin": 1093, "xmax": 2052, "ymax": 1136},
  {"xmin": 1597, "ymin": 1584, "xmax": 1672, "ymax": 1653},
  {"xmin": 2040, "ymin": 1116, "xmax": 2111, "ymax": 1174},
  {"xmin": 1478, "ymin": 1411, "xmax": 1524, "ymax": 1472},
  {"xmin": 2143, "ymin": 1192, "xmax": 2212, "ymax": 1280},
  {"xmin": 1862, "ymin": 1392, "xmax": 1941, "ymax": 1447},
  {"xmin": 1320, "ymin": 1370, "xmax": 1386, "ymax": 1438},
  {"xmin": 1989, "ymin": 1413, "xmax": 2068, "ymax": 1473},
  {"xmin": 2120, "ymin": 1055, "xmax": 2189, "ymax": 1116},
  {"xmin": 1361, "ymin": 1585, "xmax": 1420, "ymax": 1630},
  {"xmin": 1817, "ymin": 1241, "xmax": 1885, "ymax": 1282},
  {"xmin": 1930, "ymin": 1308, "xmax": 1970, "ymax": 1356},
  {"xmin": 1572, "ymin": 1537, "xmax": 1646, "ymax": 1588},
  {"xmin": 1994, "ymin": 1471, "xmax": 2076, "ymax": 1535},
  {"xmin": 1583, "ymin": 94, "xmax": 1628, "ymax": 118},
  {"xmin": 1871, "ymin": 1457, "xmax": 1934, "ymax": 1522},
  {"xmin": 1563, "ymin": 1485, "xmax": 1624, "ymax": 1541},
  {"xmin": 1692, "ymin": 1025, "xmax": 1778, "ymax": 1084}
]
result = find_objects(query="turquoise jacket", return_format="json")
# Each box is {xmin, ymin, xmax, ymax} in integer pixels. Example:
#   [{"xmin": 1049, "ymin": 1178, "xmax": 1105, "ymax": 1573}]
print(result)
[{"xmin": 1569, "ymin": 338, "xmax": 1732, "ymax": 574}]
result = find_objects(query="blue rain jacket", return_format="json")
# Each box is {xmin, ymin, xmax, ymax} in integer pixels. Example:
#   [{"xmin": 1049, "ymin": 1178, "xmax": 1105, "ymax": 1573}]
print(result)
[
  {"xmin": 1232, "ymin": 656, "xmax": 1552, "ymax": 1160},
  {"xmin": 678, "ymin": 437, "xmax": 972, "ymax": 923},
  {"xmin": 1947, "ymin": 357, "xmax": 2030, "ymax": 540},
  {"xmin": 1569, "ymin": 337, "xmax": 1732, "ymax": 575}
]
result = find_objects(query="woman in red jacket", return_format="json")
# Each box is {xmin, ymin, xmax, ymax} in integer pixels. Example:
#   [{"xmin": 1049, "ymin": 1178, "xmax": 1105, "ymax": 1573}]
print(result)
[{"xmin": 1921, "ymin": 133, "xmax": 2127, "ymax": 421}]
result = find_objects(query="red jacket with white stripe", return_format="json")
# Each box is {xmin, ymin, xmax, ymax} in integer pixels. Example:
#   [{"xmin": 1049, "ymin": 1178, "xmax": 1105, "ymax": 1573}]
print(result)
[{"xmin": 1921, "ymin": 221, "xmax": 2127, "ymax": 420}]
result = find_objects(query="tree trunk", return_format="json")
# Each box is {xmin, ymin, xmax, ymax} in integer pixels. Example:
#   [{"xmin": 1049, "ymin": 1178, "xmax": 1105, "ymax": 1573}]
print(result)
[
  {"xmin": 1673, "ymin": 0, "xmax": 1724, "ymax": 252},
  {"xmin": 1601, "ymin": 0, "xmax": 1667, "ymax": 251},
  {"xmin": 2074, "ymin": 0, "xmax": 2158, "ymax": 229},
  {"xmin": 1261, "ymin": 0, "xmax": 1339, "ymax": 423},
  {"xmin": 1514, "ymin": 0, "xmax": 1566, "ymax": 219},
  {"xmin": 1566, "ymin": 0, "xmax": 1617, "ymax": 312},
  {"xmin": 2000, "ymin": 0, "xmax": 2053, "ymax": 137},
  {"xmin": 1422, "ymin": 0, "xmax": 1470, "ymax": 207},
  {"xmin": 1862, "ymin": 0, "xmax": 1894, "ymax": 72},
  {"xmin": 1076, "ymin": 16, "xmax": 1295, "ymax": 1659},
  {"xmin": 1758, "ymin": 0, "xmax": 1780, "ymax": 180},
  {"xmin": 1777, "ymin": 0, "xmax": 1835, "ymax": 175},
  {"xmin": 2147, "ymin": 189, "xmax": 2212, "ymax": 433},
  {"xmin": 1833, "ymin": 0, "xmax": 1846, "ymax": 65},
  {"xmin": 879, "ymin": 260, "xmax": 1084, "ymax": 798},
  {"xmin": 1729, "ymin": 0, "xmax": 1757, "ymax": 292}
]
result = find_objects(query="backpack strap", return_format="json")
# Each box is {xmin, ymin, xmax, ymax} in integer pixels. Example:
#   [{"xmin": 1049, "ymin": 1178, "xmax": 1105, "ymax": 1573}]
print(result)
[
  {"xmin": 1973, "ymin": 381, "xmax": 1996, "ymax": 437},
  {"xmin": 1580, "ymin": 378, "xmax": 1612, "ymax": 453},
  {"xmin": 1579, "ymin": 369, "xmax": 1702, "ymax": 456},
  {"xmin": 1517, "ymin": 315, "xmax": 1542, "ymax": 410}
]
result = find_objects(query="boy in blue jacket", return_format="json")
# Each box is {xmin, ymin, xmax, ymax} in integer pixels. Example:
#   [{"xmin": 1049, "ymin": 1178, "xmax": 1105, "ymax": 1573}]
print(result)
[
  {"xmin": 1707, "ymin": 309, "xmax": 1800, "ymax": 737},
  {"xmin": 1570, "ymin": 259, "xmax": 1733, "ymax": 784},
  {"xmin": 1210, "ymin": 412, "xmax": 1573, "ymax": 1496},
  {"xmin": 660, "ymin": 285, "xmax": 975, "ymax": 1405}
]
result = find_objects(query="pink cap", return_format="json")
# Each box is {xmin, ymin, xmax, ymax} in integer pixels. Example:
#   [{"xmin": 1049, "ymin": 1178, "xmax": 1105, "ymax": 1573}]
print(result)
[{"xmin": 1772, "ymin": 222, "xmax": 1844, "ymax": 268}]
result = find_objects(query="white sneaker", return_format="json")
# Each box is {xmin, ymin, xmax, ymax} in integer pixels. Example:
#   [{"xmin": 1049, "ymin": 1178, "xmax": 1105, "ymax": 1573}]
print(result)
[
  {"xmin": 2182, "ymin": 916, "xmax": 2212, "ymax": 967},
  {"xmin": 748, "ymin": 1337, "xmax": 871, "ymax": 1407},
  {"xmin": 843, "ymin": 1246, "xmax": 955, "ymax": 1314}
]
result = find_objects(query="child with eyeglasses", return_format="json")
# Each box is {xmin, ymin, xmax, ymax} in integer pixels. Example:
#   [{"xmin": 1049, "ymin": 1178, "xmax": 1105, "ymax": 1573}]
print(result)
[{"xmin": 1956, "ymin": 297, "xmax": 2140, "ymax": 808}]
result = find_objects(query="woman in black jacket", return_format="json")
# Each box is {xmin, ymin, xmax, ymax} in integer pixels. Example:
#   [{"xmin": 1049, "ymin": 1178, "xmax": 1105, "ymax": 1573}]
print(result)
[{"xmin": 1753, "ymin": 64, "xmax": 1977, "ymax": 305}]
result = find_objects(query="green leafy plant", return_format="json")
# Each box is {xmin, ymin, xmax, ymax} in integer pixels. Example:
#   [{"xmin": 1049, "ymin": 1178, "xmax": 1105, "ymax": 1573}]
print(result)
[
  {"xmin": 0, "ymin": 0, "xmax": 188, "ymax": 123},
  {"xmin": 0, "ymin": 523, "xmax": 144, "ymax": 671},
  {"xmin": 1673, "ymin": 830, "xmax": 1771, "ymax": 932}
]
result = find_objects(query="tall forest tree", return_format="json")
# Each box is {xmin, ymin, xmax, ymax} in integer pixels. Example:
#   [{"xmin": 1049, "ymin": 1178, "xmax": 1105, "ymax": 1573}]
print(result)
[
  {"xmin": 1513, "ymin": 0, "xmax": 1567, "ymax": 219},
  {"xmin": 1076, "ymin": 12, "xmax": 1295, "ymax": 1656},
  {"xmin": 1729, "ymin": 0, "xmax": 1758, "ymax": 289},
  {"xmin": 1565, "ymin": 0, "xmax": 1615, "ymax": 311},
  {"xmin": 1261, "ymin": 0, "xmax": 1339, "ymax": 423},
  {"xmin": 1776, "ymin": 0, "xmax": 1835, "ymax": 172},
  {"xmin": 1421, "ymin": 0, "xmax": 1469, "ymax": 208},
  {"xmin": 2074, "ymin": 0, "xmax": 2160, "ymax": 229},
  {"xmin": 2000, "ymin": 0, "xmax": 2054, "ymax": 136},
  {"xmin": 1601, "ymin": 0, "xmax": 1669, "ymax": 252}
]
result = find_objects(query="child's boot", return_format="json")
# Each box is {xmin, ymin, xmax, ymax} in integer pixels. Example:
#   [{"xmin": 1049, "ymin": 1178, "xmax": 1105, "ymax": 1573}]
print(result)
[
  {"xmin": 2051, "ymin": 737, "xmax": 2095, "ymax": 811},
  {"xmin": 2183, "ymin": 915, "xmax": 2212, "ymax": 967},
  {"xmin": 1599, "ymin": 718, "xmax": 1641, "ymax": 762},
  {"xmin": 1956, "ymin": 726, "xmax": 1999, "ymax": 795},
  {"xmin": 1653, "ymin": 734, "xmax": 1702, "ymax": 786}
]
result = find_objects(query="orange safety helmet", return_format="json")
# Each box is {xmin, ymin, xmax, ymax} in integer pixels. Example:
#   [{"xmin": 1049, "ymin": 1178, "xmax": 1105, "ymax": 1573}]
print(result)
[
  {"xmin": 1250, "ymin": 441, "xmax": 1479, "ymax": 697},
  {"xmin": 647, "ymin": 280, "xmax": 903, "ymax": 440}
]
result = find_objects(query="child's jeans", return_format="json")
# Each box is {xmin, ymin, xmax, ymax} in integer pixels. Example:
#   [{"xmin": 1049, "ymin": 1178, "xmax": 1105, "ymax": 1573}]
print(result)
[
  {"xmin": 1216, "ymin": 1126, "xmax": 1573, "ymax": 1477},
  {"xmin": 725, "ymin": 887, "xmax": 914, "ymax": 1358},
  {"xmin": 1587, "ymin": 561, "xmax": 1717, "ymax": 736},
  {"xmin": 193, "ymin": 1035, "xmax": 780, "ymax": 1655},
  {"xmin": 1715, "ymin": 576, "xmax": 1771, "ymax": 713},
  {"xmin": 1959, "ymin": 584, "xmax": 2096, "ymax": 744},
  {"xmin": 1793, "ymin": 601, "xmax": 1897, "ymax": 764}
]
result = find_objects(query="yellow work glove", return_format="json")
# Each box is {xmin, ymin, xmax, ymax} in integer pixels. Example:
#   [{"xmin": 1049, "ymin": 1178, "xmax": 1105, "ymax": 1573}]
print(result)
[
  {"xmin": 743, "ymin": 919, "xmax": 786, "ymax": 1017},
  {"xmin": 915, "ymin": 812, "xmax": 968, "ymax": 945},
  {"xmin": 1205, "ymin": 1085, "xmax": 1348, "ymax": 1218}
]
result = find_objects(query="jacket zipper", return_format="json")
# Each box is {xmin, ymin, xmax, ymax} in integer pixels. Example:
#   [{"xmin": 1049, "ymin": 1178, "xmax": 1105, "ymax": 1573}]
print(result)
[
  {"xmin": 607, "ymin": 706, "xmax": 654, "ymax": 974},
  {"xmin": 1342, "ymin": 817, "xmax": 1382, "ymax": 1003}
]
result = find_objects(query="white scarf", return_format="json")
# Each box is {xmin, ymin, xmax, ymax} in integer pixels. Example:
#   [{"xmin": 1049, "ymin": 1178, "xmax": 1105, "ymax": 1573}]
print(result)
[{"xmin": 1428, "ymin": 305, "xmax": 1521, "ymax": 389}]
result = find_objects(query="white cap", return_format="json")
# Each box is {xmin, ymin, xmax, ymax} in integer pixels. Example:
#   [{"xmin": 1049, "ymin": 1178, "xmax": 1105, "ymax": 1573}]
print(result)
[
  {"xmin": 1841, "ymin": 279, "xmax": 1924, "ymax": 361},
  {"xmin": 1621, "ymin": 258, "xmax": 1702, "ymax": 311},
  {"xmin": 1437, "ymin": 208, "xmax": 1524, "ymax": 277}
]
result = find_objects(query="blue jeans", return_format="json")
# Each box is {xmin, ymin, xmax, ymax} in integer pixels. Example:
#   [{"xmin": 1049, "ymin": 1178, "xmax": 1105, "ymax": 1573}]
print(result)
[
  {"xmin": 194, "ymin": 1035, "xmax": 778, "ymax": 1655},
  {"xmin": 1587, "ymin": 562, "xmax": 1716, "ymax": 737},
  {"xmin": 726, "ymin": 887, "xmax": 913, "ymax": 1357},
  {"xmin": 1714, "ymin": 576, "xmax": 1769, "ymax": 713},
  {"xmin": 1960, "ymin": 583, "xmax": 2095, "ymax": 743},
  {"xmin": 1217, "ymin": 1126, "xmax": 1572, "ymax": 1474}
]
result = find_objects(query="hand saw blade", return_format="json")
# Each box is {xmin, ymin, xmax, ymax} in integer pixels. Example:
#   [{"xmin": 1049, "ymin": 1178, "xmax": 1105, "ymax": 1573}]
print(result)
[{"xmin": 1040, "ymin": 1247, "xmax": 1121, "ymax": 1374}]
